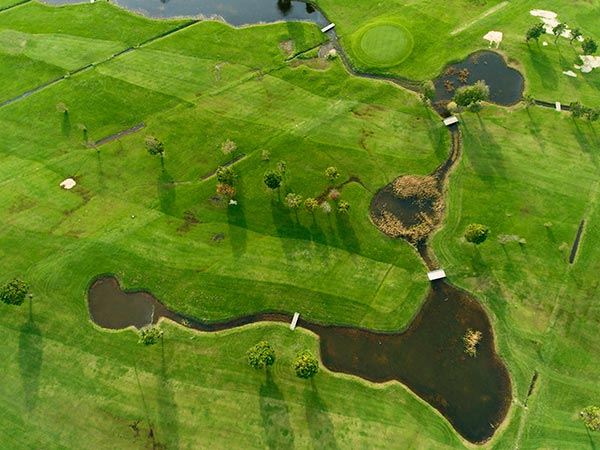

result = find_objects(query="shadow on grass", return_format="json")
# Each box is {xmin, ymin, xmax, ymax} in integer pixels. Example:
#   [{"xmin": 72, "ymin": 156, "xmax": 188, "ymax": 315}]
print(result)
[
  {"xmin": 525, "ymin": 107, "xmax": 546, "ymax": 152},
  {"xmin": 335, "ymin": 211, "xmax": 360, "ymax": 254},
  {"xmin": 61, "ymin": 111, "xmax": 71, "ymax": 137},
  {"xmin": 572, "ymin": 120, "xmax": 598, "ymax": 167},
  {"xmin": 259, "ymin": 370, "xmax": 295, "ymax": 450},
  {"xmin": 19, "ymin": 305, "xmax": 43, "ymax": 411},
  {"xmin": 305, "ymin": 382, "xmax": 338, "ymax": 449},
  {"xmin": 462, "ymin": 115, "xmax": 506, "ymax": 185},
  {"xmin": 158, "ymin": 167, "xmax": 176, "ymax": 215},
  {"xmin": 271, "ymin": 198, "xmax": 312, "ymax": 259},
  {"xmin": 528, "ymin": 48, "xmax": 558, "ymax": 91},
  {"xmin": 227, "ymin": 175, "xmax": 247, "ymax": 258},
  {"xmin": 157, "ymin": 337, "xmax": 179, "ymax": 450}
]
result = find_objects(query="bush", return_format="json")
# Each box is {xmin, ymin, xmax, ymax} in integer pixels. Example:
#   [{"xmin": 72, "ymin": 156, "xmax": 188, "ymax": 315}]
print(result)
[
  {"xmin": 294, "ymin": 350, "xmax": 319, "ymax": 379},
  {"xmin": 138, "ymin": 327, "xmax": 163, "ymax": 346},
  {"xmin": 247, "ymin": 341, "xmax": 276, "ymax": 369},
  {"xmin": 0, "ymin": 278, "xmax": 28, "ymax": 306},
  {"xmin": 464, "ymin": 223, "xmax": 490, "ymax": 245}
]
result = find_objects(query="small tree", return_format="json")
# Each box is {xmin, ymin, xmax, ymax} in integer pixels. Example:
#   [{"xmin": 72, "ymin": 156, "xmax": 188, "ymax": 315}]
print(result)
[
  {"xmin": 552, "ymin": 22, "xmax": 567, "ymax": 44},
  {"xmin": 582, "ymin": 38, "xmax": 598, "ymax": 55},
  {"xmin": 523, "ymin": 94, "xmax": 536, "ymax": 108},
  {"xmin": 216, "ymin": 183, "xmax": 236, "ymax": 201},
  {"xmin": 144, "ymin": 135, "xmax": 164, "ymax": 158},
  {"xmin": 585, "ymin": 107, "xmax": 600, "ymax": 122},
  {"xmin": 220, "ymin": 139, "xmax": 237, "ymax": 155},
  {"xmin": 526, "ymin": 23, "xmax": 546, "ymax": 43},
  {"xmin": 581, "ymin": 406, "xmax": 600, "ymax": 431},
  {"xmin": 419, "ymin": 80, "xmax": 436, "ymax": 105},
  {"xmin": 263, "ymin": 169, "xmax": 282, "ymax": 191},
  {"xmin": 304, "ymin": 197, "xmax": 319, "ymax": 214},
  {"xmin": 464, "ymin": 223, "xmax": 490, "ymax": 245},
  {"xmin": 294, "ymin": 350, "xmax": 319, "ymax": 379},
  {"xmin": 285, "ymin": 192, "xmax": 302, "ymax": 210},
  {"xmin": 277, "ymin": 160, "xmax": 287, "ymax": 175},
  {"xmin": 570, "ymin": 27, "xmax": 582, "ymax": 45},
  {"xmin": 570, "ymin": 101, "xmax": 586, "ymax": 119},
  {"xmin": 325, "ymin": 166, "xmax": 340, "ymax": 183},
  {"xmin": 453, "ymin": 80, "xmax": 490, "ymax": 110},
  {"xmin": 338, "ymin": 200, "xmax": 350, "ymax": 213},
  {"xmin": 247, "ymin": 341, "xmax": 276, "ymax": 370},
  {"xmin": 0, "ymin": 278, "xmax": 28, "ymax": 306},
  {"xmin": 138, "ymin": 327, "xmax": 163, "ymax": 346},
  {"xmin": 216, "ymin": 166, "xmax": 236, "ymax": 186}
]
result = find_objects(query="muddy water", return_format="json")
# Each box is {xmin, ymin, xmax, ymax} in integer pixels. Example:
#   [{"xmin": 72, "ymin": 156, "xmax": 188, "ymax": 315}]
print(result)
[{"xmin": 88, "ymin": 275, "xmax": 511, "ymax": 443}]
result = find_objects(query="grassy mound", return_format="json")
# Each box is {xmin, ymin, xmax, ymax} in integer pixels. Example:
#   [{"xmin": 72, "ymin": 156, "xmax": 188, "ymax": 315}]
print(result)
[{"xmin": 351, "ymin": 20, "xmax": 413, "ymax": 69}]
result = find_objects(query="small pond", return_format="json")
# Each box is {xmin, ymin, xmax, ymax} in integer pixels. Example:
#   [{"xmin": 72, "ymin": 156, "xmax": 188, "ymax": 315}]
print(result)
[
  {"xmin": 88, "ymin": 275, "xmax": 511, "ymax": 443},
  {"xmin": 433, "ymin": 51, "xmax": 524, "ymax": 106},
  {"xmin": 41, "ymin": 0, "xmax": 327, "ymax": 26}
]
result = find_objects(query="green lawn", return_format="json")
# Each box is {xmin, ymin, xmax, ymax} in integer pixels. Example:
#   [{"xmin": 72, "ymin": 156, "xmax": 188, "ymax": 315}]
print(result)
[{"xmin": 1, "ymin": 1, "xmax": 600, "ymax": 449}]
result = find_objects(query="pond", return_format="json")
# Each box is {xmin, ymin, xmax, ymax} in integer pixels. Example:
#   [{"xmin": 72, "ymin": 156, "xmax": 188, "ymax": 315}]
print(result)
[
  {"xmin": 88, "ymin": 275, "xmax": 511, "ymax": 443},
  {"xmin": 433, "ymin": 51, "xmax": 524, "ymax": 106},
  {"xmin": 41, "ymin": 0, "xmax": 328, "ymax": 26}
]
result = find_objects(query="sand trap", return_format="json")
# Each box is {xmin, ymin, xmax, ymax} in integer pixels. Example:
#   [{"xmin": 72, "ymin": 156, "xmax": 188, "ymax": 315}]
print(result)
[
  {"xmin": 530, "ymin": 10, "xmax": 557, "ymax": 20},
  {"xmin": 483, "ymin": 31, "xmax": 503, "ymax": 48},
  {"xmin": 60, "ymin": 178, "xmax": 76, "ymax": 190},
  {"xmin": 579, "ymin": 55, "xmax": 600, "ymax": 73},
  {"xmin": 562, "ymin": 70, "xmax": 577, "ymax": 78}
]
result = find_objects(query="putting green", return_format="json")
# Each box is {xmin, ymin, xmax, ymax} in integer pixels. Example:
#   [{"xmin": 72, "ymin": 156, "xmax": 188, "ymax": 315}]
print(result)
[{"xmin": 352, "ymin": 21, "xmax": 413, "ymax": 68}]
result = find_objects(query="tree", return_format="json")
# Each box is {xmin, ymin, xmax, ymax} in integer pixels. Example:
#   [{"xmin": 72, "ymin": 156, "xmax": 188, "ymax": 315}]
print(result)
[
  {"xmin": 304, "ymin": 197, "xmax": 319, "ymax": 214},
  {"xmin": 581, "ymin": 406, "xmax": 600, "ymax": 431},
  {"xmin": 464, "ymin": 223, "xmax": 490, "ymax": 245},
  {"xmin": 0, "ymin": 278, "xmax": 28, "ymax": 306},
  {"xmin": 338, "ymin": 200, "xmax": 350, "ymax": 213},
  {"xmin": 247, "ymin": 341, "xmax": 276, "ymax": 370},
  {"xmin": 285, "ymin": 192, "xmax": 302, "ymax": 209},
  {"xmin": 552, "ymin": 22, "xmax": 567, "ymax": 44},
  {"xmin": 570, "ymin": 101, "xmax": 586, "ymax": 119},
  {"xmin": 325, "ymin": 166, "xmax": 340, "ymax": 183},
  {"xmin": 582, "ymin": 38, "xmax": 598, "ymax": 55},
  {"xmin": 585, "ymin": 107, "xmax": 600, "ymax": 122},
  {"xmin": 263, "ymin": 169, "xmax": 282, "ymax": 191},
  {"xmin": 216, "ymin": 183, "xmax": 236, "ymax": 201},
  {"xmin": 138, "ymin": 327, "xmax": 163, "ymax": 346},
  {"xmin": 522, "ymin": 94, "xmax": 536, "ymax": 108},
  {"xmin": 277, "ymin": 160, "xmax": 287, "ymax": 175},
  {"xmin": 220, "ymin": 139, "xmax": 236, "ymax": 155},
  {"xmin": 570, "ymin": 27, "xmax": 582, "ymax": 45},
  {"xmin": 526, "ymin": 23, "xmax": 545, "ymax": 43},
  {"xmin": 419, "ymin": 80, "xmax": 436, "ymax": 104},
  {"xmin": 145, "ymin": 135, "xmax": 164, "ymax": 158},
  {"xmin": 453, "ymin": 80, "xmax": 490, "ymax": 109},
  {"xmin": 216, "ymin": 166, "xmax": 236, "ymax": 186},
  {"xmin": 294, "ymin": 350, "xmax": 319, "ymax": 379}
]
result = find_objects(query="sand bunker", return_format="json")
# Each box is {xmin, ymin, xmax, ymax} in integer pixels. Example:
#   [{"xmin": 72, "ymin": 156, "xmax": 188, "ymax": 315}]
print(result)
[
  {"xmin": 577, "ymin": 55, "xmax": 600, "ymax": 73},
  {"xmin": 483, "ymin": 31, "xmax": 503, "ymax": 48},
  {"xmin": 60, "ymin": 178, "xmax": 76, "ymax": 190},
  {"xmin": 530, "ymin": 9, "xmax": 575, "ymax": 39}
]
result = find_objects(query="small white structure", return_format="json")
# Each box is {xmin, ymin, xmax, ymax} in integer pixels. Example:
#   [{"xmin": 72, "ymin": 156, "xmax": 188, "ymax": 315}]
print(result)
[
  {"xmin": 483, "ymin": 30, "xmax": 503, "ymax": 48},
  {"xmin": 563, "ymin": 70, "xmax": 577, "ymax": 78},
  {"xmin": 427, "ymin": 269, "xmax": 446, "ymax": 281},
  {"xmin": 555, "ymin": 102, "xmax": 562, "ymax": 112},
  {"xmin": 321, "ymin": 23, "xmax": 335, "ymax": 33},
  {"xmin": 290, "ymin": 312, "xmax": 300, "ymax": 330},
  {"xmin": 443, "ymin": 116, "xmax": 459, "ymax": 126},
  {"xmin": 60, "ymin": 178, "xmax": 76, "ymax": 190}
]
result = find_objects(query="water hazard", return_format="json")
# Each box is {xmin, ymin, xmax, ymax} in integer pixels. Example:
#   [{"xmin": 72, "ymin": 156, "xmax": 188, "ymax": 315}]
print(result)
[
  {"xmin": 88, "ymin": 275, "xmax": 511, "ymax": 443},
  {"xmin": 41, "ymin": 0, "xmax": 328, "ymax": 26}
]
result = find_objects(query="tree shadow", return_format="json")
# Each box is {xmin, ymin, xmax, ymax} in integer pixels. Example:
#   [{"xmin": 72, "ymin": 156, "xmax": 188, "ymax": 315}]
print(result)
[
  {"xmin": 335, "ymin": 211, "xmax": 360, "ymax": 254},
  {"xmin": 572, "ymin": 120, "xmax": 598, "ymax": 167},
  {"xmin": 61, "ymin": 111, "xmax": 71, "ymax": 137},
  {"xmin": 525, "ymin": 108, "xmax": 546, "ymax": 152},
  {"xmin": 18, "ymin": 312, "xmax": 43, "ymax": 411},
  {"xmin": 528, "ymin": 48, "xmax": 559, "ymax": 91},
  {"xmin": 227, "ymin": 201, "xmax": 248, "ymax": 259},
  {"xmin": 157, "ymin": 337, "xmax": 179, "ymax": 450},
  {"xmin": 158, "ymin": 167, "xmax": 176, "ymax": 215},
  {"xmin": 271, "ymin": 199, "xmax": 310, "ymax": 259},
  {"xmin": 305, "ymin": 382, "xmax": 338, "ymax": 449},
  {"xmin": 470, "ymin": 246, "xmax": 488, "ymax": 274},
  {"xmin": 587, "ymin": 428, "xmax": 599, "ymax": 450},
  {"xmin": 464, "ymin": 115, "xmax": 506, "ymax": 185},
  {"xmin": 259, "ymin": 370, "xmax": 295, "ymax": 450}
]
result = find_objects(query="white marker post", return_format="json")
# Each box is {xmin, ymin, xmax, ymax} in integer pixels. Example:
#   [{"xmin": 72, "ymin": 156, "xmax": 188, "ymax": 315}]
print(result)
[
  {"xmin": 290, "ymin": 312, "xmax": 300, "ymax": 330},
  {"xmin": 321, "ymin": 23, "xmax": 335, "ymax": 33}
]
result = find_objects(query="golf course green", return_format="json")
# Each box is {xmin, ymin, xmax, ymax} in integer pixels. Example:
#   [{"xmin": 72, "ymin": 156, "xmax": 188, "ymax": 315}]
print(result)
[{"xmin": 1, "ymin": 0, "xmax": 600, "ymax": 448}]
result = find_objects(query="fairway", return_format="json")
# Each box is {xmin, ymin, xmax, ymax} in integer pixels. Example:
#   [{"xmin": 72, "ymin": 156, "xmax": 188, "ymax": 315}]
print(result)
[
  {"xmin": 352, "ymin": 21, "xmax": 414, "ymax": 68},
  {"xmin": 2, "ymin": 0, "xmax": 600, "ymax": 449}
]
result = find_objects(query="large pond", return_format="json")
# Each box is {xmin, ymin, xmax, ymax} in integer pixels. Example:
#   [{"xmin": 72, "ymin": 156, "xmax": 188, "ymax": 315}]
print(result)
[
  {"xmin": 41, "ymin": 0, "xmax": 327, "ymax": 26},
  {"xmin": 88, "ymin": 275, "xmax": 511, "ymax": 443}
]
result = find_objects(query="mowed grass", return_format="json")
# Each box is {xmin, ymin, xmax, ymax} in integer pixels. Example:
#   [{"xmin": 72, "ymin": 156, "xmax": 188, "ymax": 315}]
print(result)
[
  {"xmin": 432, "ymin": 105, "xmax": 600, "ymax": 449},
  {"xmin": 315, "ymin": 0, "xmax": 600, "ymax": 104},
  {"xmin": 0, "ymin": 1, "xmax": 187, "ymax": 102},
  {"xmin": 351, "ymin": 20, "xmax": 414, "ymax": 69}
]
